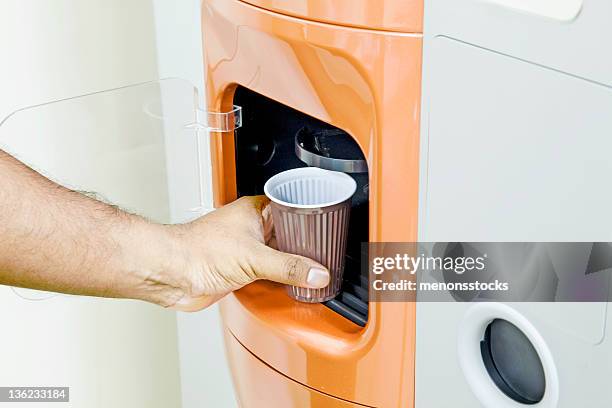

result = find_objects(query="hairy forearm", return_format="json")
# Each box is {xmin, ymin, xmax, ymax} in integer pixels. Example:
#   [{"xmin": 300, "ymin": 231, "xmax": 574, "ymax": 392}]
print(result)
[
  {"xmin": 0, "ymin": 149, "xmax": 329, "ymax": 311},
  {"xmin": 0, "ymin": 149, "xmax": 185, "ymax": 306}
]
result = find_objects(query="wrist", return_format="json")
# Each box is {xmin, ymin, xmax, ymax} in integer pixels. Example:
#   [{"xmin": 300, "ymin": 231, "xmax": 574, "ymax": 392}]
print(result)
[{"xmin": 118, "ymin": 219, "xmax": 192, "ymax": 307}]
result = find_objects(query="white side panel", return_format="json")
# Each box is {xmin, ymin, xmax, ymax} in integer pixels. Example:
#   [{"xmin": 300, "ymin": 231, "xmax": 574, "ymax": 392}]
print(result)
[
  {"xmin": 424, "ymin": 0, "xmax": 612, "ymax": 86},
  {"xmin": 417, "ymin": 36, "xmax": 612, "ymax": 407},
  {"xmin": 416, "ymin": 302, "xmax": 612, "ymax": 408},
  {"xmin": 422, "ymin": 37, "xmax": 612, "ymax": 243}
]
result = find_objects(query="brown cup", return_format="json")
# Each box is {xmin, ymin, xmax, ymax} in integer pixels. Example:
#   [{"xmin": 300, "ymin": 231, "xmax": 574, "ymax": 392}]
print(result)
[{"xmin": 264, "ymin": 168, "xmax": 356, "ymax": 302}]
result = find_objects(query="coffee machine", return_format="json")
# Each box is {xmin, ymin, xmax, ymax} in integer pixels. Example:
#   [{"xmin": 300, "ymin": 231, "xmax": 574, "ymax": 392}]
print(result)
[
  {"xmin": 202, "ymin": 0, "xmax": 612, "ymax": 407},
  {"xmin": 201, "ymin": 0, "xmax": 422, "ymax": 406}
]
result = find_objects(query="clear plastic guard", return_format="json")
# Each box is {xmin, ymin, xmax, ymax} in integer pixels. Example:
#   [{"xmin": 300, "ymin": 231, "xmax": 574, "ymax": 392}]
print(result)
[
  {"xmin": 0, "ymin": 78, "xmax": 240, "ymax": 226},
  {"xmin": 0, "ymin": 78, "xmax": 241, "ymax": 301}
]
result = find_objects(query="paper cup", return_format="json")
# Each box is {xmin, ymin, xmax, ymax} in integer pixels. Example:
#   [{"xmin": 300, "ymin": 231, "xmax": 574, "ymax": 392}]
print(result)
[{"xmin": 264, "ymin": 167, "xmax": 357, "ymax": 302}]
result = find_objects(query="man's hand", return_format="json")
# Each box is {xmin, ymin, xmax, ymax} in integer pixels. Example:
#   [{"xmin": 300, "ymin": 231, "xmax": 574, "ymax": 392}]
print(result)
[
  {"xmin": 152, "ymin": 196, "xmax": 330, "ymax": 311},
  {"xmin": 0, "ymin": 149, "xmax": 329, "ymax": 311}
]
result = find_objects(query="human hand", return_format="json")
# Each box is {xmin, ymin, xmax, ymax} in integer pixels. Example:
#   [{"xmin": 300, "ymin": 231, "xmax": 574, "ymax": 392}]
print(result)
[
  {"xmin": 153, "ymin": 196, "xmax": 330, "ymax": 311},
  {"xmin": 0, "ymin": 148, "xmax": 328, "ymax": 309}
]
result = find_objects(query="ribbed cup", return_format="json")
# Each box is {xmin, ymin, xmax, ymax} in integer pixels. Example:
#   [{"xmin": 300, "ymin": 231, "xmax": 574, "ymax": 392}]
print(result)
[{"xmin": 264, "ymin": 168, "xmax": 356, "ymax": 303}]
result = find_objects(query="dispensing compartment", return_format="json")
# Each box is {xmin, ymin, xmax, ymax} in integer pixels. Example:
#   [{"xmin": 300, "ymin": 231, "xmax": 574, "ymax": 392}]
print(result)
[{"xmin": 233, "ymin": 86, "xmax": 369, "ymax": 326}]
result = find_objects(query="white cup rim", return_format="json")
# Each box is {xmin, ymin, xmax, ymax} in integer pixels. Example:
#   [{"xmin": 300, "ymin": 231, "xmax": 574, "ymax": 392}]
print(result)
[{"xmin": 263, "ymin": 167, "xmax": 357, "ymax": 209}]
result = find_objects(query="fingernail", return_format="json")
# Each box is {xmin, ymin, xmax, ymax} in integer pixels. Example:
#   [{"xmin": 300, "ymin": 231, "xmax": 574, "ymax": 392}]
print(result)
[{"xmin": 307, "ymin": 267, "xmax": 330, "ymax": 288}]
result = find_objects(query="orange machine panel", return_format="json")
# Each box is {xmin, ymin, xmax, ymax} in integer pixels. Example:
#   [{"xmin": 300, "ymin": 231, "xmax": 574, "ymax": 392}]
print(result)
[
  {"xmin": 203, "ymin": 0, "xmax": 422, "ymax": 406},
  {"xmin": 237, "ymin": 0, "xmax": 423, "ymax": 33},
  {"xmin": 224, "ymin": 329, "xmax": 371, "ymax": 407}
]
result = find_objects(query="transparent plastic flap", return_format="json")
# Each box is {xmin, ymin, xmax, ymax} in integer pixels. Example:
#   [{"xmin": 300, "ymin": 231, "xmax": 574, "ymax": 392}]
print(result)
[{"xmin": 0, "ymin": 78, "xmax": 241, "ymax": 225}]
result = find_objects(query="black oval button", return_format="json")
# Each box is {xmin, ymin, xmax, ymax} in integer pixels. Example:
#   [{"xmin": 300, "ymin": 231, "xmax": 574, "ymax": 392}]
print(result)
[{"xmin": 480, "ymin": 319, "xmax": 546, "ymax": 404}]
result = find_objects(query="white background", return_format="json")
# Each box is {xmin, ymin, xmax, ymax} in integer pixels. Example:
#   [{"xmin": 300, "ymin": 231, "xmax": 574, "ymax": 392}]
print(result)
[{"xmin": 0, "ymin": 1, "xmax": 235, "ymax": 406}]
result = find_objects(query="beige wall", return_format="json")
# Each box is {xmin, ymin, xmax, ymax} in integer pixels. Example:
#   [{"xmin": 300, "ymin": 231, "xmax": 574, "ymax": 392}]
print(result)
[
  {"xmin": 151, "ymin": 1, "xmax": 237, "ymax": 406},
  {"xmin": 0, "ymin": 1, "xmax": 182, "ymax": 407}
]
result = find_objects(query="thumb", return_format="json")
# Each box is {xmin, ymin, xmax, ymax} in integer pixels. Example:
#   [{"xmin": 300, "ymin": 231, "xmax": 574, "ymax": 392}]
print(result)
[{"xmin": 251, "ymin": 244, "xmax": 330, "ymax": 288}]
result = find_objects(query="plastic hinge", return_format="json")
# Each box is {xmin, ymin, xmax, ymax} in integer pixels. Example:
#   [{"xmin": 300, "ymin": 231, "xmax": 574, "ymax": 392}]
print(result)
[{"xmin": 185, "ymin": 105, "xmax": 242, "ymax": 133}]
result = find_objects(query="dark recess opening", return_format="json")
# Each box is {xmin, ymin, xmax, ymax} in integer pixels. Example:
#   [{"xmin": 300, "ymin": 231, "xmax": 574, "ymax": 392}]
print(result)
[{"xmin": 233, "ymin": 86, "xmax": 369, "ymax": 326}]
